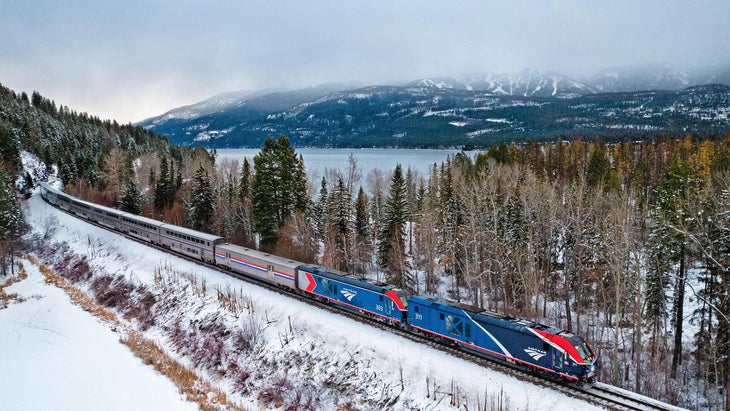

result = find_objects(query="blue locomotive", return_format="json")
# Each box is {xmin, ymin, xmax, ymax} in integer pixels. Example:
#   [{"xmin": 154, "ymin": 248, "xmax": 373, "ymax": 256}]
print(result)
[
  {"xmin": 408, "ymin": 295, "xmax": 598, "ymax": 382},
  {"xmin": 39, "ymin": 181, "xmax": 598, "ymax": 383},
  {"xmin": 296, "ymin": 265, "xmax": 409, "ymax": 324}
]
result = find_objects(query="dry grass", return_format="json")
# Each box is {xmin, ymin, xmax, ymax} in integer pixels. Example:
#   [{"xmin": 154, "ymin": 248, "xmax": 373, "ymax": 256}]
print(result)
[
  {"xmin": 0, "ymin": 261, "xmax": 29, "ymax": 308},
  {"xmin": 29, "ymin": 256, "xmax": 247, "ymax": 411}
]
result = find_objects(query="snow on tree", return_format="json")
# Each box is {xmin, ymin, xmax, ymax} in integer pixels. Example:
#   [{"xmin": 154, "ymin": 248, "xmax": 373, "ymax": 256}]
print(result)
[{"xmin": 190, "ymin": 163, "xmax": 213, "ymax": 231}]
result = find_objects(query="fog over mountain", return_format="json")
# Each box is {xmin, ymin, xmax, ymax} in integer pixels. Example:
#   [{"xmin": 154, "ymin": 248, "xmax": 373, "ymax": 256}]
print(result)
[
  {"xmin": 2, "ymin": 1, "xmax": 729, "ymax": 123},
  {"xmin": 138, "ymin": 64, "xmax": 730, "ymax": 149}
]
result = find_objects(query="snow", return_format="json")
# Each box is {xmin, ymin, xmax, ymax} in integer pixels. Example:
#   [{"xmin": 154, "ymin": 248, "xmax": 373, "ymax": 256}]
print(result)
[
  {"xmin": 0, "ymin": 262, "xmax": 198, "ymax": 411},
  {"xmin": 12, "ymin": 190, "xmax": 603, "ymax": 410}
]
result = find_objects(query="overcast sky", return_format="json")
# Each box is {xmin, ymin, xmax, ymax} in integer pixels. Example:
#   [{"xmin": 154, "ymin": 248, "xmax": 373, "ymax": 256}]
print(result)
[{"xmin": 2, "ymin": 1, "xmax": 728, "ymax": 123}]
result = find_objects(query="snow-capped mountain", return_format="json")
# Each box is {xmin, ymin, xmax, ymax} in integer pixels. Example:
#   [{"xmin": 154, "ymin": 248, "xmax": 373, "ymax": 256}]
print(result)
[
  {"xmin": 588, "ymin": 63, "xmax": 692, "ymax": 92},
  {"xmin": 407, "ymin": 69, "xmax": 597, "ymax": 97},
  {"xmin": 141, "ymin": 90, "xmax": 268, "ymax": 126},
  {"xmin": 140, "ymin": 83, "xmax": 355, "ymax": 127},
  {"xmin": 138, "ymin": 65, "xmax": 730, "ymax": 148}
]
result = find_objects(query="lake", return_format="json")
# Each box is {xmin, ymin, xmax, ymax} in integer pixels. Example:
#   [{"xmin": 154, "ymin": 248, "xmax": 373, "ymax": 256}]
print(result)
[{"xmin": 214, "ymin": 148, "xmax": 462, "ymax": 180}]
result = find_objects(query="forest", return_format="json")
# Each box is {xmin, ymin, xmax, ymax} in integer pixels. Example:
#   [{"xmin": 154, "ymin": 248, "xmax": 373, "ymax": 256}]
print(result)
[{"xmin": 1, "ymin": 84, "xmax": 729, "ymax": 409}]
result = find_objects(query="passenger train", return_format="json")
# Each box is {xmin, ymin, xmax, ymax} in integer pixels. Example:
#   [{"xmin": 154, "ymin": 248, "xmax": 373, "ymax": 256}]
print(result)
[{"xmin": 39, "ymin": 181, "xmax": 599, "ymax": 383}]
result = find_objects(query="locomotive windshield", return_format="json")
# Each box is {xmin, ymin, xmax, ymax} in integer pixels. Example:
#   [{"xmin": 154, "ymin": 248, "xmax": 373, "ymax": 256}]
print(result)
[
  {"xmin": 575, "ymin": 342, "xmax": 595, "ymax": 362},
  {"xmin": 396, "ymin": 291, "xmax": 409, "ymax": 308}
]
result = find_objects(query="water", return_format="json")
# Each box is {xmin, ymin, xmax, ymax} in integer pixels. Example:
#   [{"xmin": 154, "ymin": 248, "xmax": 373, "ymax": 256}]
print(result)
[{"xmin": 214, "ymin": 148, "xmax": 461, "ymax": 179}]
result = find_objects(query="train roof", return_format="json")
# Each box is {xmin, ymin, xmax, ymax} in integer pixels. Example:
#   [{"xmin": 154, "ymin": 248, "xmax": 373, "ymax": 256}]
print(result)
[
  {"xmin": 117, "ymin": 212, "xmax": 165, "ymax": 227},
  {"xmin": 159, "ymin": 223, "xmax": 223, "ymax": 242},
  {"xmin": 76, "ymin": 197, "xmax": 123, "ymax": 216},
  {"xmin": 410, "ymin": 294, "xmax": 564, "ymax": 335},
  {"xmin": 216, "ymin": 243, "xmax": 304, "ymax": 269}
]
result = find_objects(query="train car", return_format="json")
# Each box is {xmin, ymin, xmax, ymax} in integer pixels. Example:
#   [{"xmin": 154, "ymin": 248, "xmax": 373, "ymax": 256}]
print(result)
[
  {"xmin": 69, "ymin": 197, "xmax": 95, "ymax": 219},
  {"xmin": 40, "ymin": 182, "xmax": 73, "ymax": 212},
  {"xmin": 71, "ymin": 197, "xmax": 124, "ymax": 230},
  {"xmin": 296, "ymin": 265, "xmax": 409, "ymax": 324},
  {"xmin": 159, "ymin": 224, "xmax": 224, "ymax": 264},
  {"xmin": 39, "ymin": 182, "xmax": 56, "ymax": 204},
  {"xmin": 89, "ymin": 203, "xmax": 125, "ymax": 231},
  {"xmin": 118, "ymin": 213, "xmax": 164, "ymax": 245},
  {"xmin": 407, "ymin": 295, "xmax": 598, "ymax": 383},
  {"xmin": 215, "ymin": 243, "xmax": 301, "ymax": 290}
]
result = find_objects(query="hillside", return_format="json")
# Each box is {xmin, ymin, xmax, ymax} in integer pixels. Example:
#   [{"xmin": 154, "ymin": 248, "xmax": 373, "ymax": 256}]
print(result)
[
  {"xmin": 0, "ymin": 83, "xmax": 176, "ymax": 184},
  {"xmin": 141, "ymin": 83, "xmax": 730, "ymax": 148}
]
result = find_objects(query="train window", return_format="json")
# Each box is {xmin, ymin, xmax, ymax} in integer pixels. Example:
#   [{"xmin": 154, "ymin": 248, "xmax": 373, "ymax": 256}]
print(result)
[
  {"xmin": 379, "ymin": 296, "xmax": 383, "ymax": 301},
  {"xmin": 445, "ymin": 315, "xmax": 463, "ymax": 336},
  {"xmin": 414, "ymin": 306, "xmax": 419, "ymax": 313},
  {"xmin": 439, "ymin": 313, "xmax": 444, "ymax": 320},
  {"xmin": 465, "ymin": 323, "xmax": 471, "ymax": 339},
  {"xmin": 543, "ymin": 342, "xmax": 549, "ymax": 351}
]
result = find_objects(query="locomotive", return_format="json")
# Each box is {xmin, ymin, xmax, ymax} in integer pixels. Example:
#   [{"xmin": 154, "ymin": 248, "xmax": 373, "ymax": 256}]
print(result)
[{"xmin": 39, "ymin": 182, "xmax": 598, "ymax": 383}]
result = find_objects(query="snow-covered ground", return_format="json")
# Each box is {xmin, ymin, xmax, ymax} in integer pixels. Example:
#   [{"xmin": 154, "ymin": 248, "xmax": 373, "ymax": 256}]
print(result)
[
  {"xmin": 9, "ymin": 190, "xmax": 603, "ymax": 410},
  {"xmin": 0, "ymin": 259, "xmax": 198, "ymax": 411}
]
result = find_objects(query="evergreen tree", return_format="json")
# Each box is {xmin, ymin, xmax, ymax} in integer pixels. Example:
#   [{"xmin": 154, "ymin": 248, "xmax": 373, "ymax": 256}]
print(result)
[
  {"xmin": 252, "ymin": 136, "xmax": 307, "ymax": 249},
  {"xmin": 238, "ymin": 157, "xmax": 252, "ymax": 202},
  {"xmin": 378, "ymin": 164, "xmax": 409, "ymax": 288},
  {"xmin": 119, "ymin": 177, "xmax": 142, "ymax": 215},
  {"xmin": 190, "ymin": 164, "xmax": 214, "ymax": 231},
  {"xmin": 0, "ymin": 124, "xmax": 21, "ymax": 173},
  {"xmin": 0, "ymin": 167, "xmax": 24, "ymax": 275},
  {"xmin": 327, "ymin": 177, "xmax": 352, "ymax": 271},
  {"xmin": 154, "ymin": 156, "xmax": 172, "ymax": 214},
  {"xmin": 314, "ymin": 177, "xmax": 329, "ymax": 240},
  {"xmin": 354, "ymin": 186, "xmax": 369, "ymax": 240}
]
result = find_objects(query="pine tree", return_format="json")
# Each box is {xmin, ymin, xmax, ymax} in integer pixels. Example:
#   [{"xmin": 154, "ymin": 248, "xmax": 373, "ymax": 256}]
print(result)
[
  {"xmin": 238, "ymin": 157, "xmax": 252, "ymax": 202},
  {"xmin": 252, "ymin": 136, "xmax": 307, "ymax": 249},
  {"xmin": 119, "ymin": 177, "xmax": 142, "ymax": 215},
  {"xmin": 314, "ymin": 177, "xmax": 329, "ymax": 240},
  {"xmin": 0, "ymin": 167, "xmax": 24, "ymax": 275},
  {"xmin": 354, "ymin": 186, "xmax": 369, "ymax": 241},
  {"xmin": 190, "ymin": 164, "xmax": 214, "ymax": 231},
  {"xmin": 0, "ymin": 124, "xmax": 21, "ymax": 173},
  {"xmin": 154, "ymin": 156, "xmax": 172, "ymax": 215},
  {"xmin": 326, "ymin": 177, "xmax": 352, "ymax": 272},
  {"xmin": 378, "ymin": 164, "xmax": 409, "ymax": 288}
]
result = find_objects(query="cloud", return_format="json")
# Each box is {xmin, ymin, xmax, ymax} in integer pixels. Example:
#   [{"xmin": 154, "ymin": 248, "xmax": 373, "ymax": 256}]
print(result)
[{"xmin": 1, "ymin": 1, "xmax": 728, "ymax": 123}]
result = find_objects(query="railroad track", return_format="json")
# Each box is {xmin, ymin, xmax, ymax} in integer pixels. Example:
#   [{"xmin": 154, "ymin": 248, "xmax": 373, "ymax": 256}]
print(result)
[{"xmin": 44, "ymin": 201, "xmax": 688, "ymax": 411}]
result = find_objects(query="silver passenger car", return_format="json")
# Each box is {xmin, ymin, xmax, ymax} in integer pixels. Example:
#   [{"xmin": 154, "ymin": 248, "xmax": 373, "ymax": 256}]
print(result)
[{"xmin": 215, "ymin": 243, "xmax": 301, "ymax": 290}]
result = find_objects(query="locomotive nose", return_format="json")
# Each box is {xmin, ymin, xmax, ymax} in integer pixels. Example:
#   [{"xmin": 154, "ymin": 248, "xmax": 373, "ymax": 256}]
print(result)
[{"xmin": 582, "ymin": 360, "xmax": 598, "ymax": 383}]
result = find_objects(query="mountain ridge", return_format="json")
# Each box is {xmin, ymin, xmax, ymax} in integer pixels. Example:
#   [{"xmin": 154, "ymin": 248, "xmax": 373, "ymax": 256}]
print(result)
[{"xmin": 139, "ymin": 64, "xmax": 730, "ymax": 148}]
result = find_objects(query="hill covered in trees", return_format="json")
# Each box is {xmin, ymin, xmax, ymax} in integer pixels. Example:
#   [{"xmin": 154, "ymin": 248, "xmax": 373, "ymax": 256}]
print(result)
[{"xmin": 140, "ymin": 83, "xmax": 730, "ymax": 149}]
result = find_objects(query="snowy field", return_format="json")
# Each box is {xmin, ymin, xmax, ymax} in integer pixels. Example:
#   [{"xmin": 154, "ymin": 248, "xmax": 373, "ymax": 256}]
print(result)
[
  {"xmin": 0, "ymin": 259, "xmax": 198, "ymax": 410},
  {"xmin": 5, "ymin": 190, "xmax": 603, "ymax": 410}
]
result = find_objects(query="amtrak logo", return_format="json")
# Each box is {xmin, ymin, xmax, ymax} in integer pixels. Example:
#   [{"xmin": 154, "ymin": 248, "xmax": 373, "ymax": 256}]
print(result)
[
  {"xmin": 524, "ymin": 347, "xmax": 547, "ymax": 361},
  {"xmin": 341, "ymin": 289, "xmax": 357, "ymax": 301}
]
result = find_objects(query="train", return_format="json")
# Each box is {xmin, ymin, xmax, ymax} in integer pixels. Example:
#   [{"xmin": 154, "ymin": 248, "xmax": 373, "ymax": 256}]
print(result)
[{"xmin": 39, "ymin": 181, "xmax": 599, "ymax": 383}]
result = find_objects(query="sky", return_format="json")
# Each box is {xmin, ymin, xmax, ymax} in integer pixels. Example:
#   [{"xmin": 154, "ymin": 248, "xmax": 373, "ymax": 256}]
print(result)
[{"xmin": 1, "ymin": 1, "xmax": 729, "ymax": 123}]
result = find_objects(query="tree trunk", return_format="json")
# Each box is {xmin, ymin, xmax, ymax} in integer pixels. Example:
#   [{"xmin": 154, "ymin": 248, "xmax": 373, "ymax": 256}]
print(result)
[{"xmin": 671, "ymin": 249, "xmax": 686, "ymax": 379}]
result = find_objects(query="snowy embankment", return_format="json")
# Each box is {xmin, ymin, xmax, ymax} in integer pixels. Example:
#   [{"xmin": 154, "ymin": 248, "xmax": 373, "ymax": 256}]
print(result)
[
  {"xmin": 11, "ymin": 191, "xmax": 601, "ymax": 410},
  {"xmin": 0, "ymin": 259, "xmax": 198, "ymax": 411}
]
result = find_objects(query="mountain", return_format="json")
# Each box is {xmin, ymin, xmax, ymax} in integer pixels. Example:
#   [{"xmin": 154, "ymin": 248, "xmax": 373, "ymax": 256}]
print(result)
[
  {"xmin": 139, "ymin": 66, "xmax": 730, "ymax": 149},
  {"xmin": 587, "ymin": 63, "xmax": 692, "ymax": 92},
  {"xmin": 586, "ymin": 63, "xmax": 730, "ymax": 93},
  {"xmin": 406, "ymin": 69, "xmax": 597, "ymax": 97}
]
